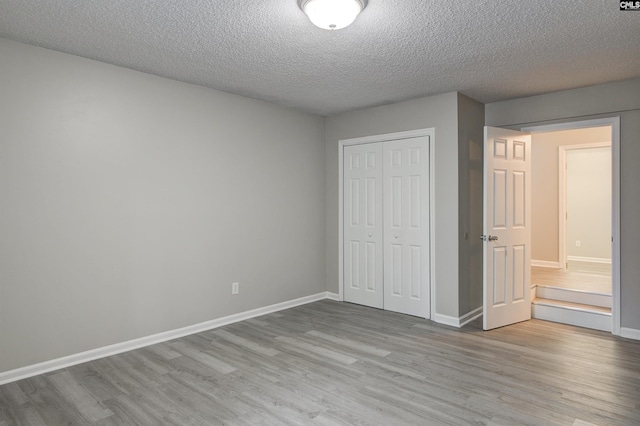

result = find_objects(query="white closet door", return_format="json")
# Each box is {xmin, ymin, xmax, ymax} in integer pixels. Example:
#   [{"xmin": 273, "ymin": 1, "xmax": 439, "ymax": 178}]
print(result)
[
  {"xmin": 343, "ymin": 143, "xmax": 384, "ymax": 309},
  {"xmin": 383, "ymin": 136, "xmax": 430, "ymax": 318}
]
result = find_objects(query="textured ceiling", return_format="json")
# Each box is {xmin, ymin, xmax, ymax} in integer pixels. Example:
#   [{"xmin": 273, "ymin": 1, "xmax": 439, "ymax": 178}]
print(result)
[{"xmin": 1, "ymin": 0, "xmax": 639, "ymax": 115}]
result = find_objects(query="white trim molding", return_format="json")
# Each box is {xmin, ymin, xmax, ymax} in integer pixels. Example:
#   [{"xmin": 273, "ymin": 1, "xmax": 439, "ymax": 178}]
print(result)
[
  {"xmin": 325, "ymin": 292, "xmax": 341, "ymax": 301},
  {"xmin": 567, "ymin": 256, "xmax": 612, "ymax": 264},
  {"xmin": 522, "ymin": 117, "xmax": 621, "ymax": 336},
  {"xmin": 531, "ymin": 260, "xmax": 561, "ymax": 268},
  {"xmin": 459, "ymin": 306, "xmax": 483, "ymax": 327},
  {"xmin": 0, "ymin": 292, "xmax": 336, "ymax": 386},
  {"xmin": 620, "ymin": 328, "xmax": 640, "ymax": 341},
  {"xmin": 433, "ymin": 306, "xmax": 482, "ymax": 328},
  {"xmin": 432, "ymin": 313, "xmax": 460, "ymax": 328}
]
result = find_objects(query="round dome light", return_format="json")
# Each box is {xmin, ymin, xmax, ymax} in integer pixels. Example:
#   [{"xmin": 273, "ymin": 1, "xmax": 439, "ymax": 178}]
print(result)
[{"xmin": 299, "ymin": 0, "xmax": 367, "ymax": 30}]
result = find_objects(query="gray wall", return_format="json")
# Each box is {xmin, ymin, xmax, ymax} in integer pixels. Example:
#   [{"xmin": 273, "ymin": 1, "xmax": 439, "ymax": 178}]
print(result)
[
  {"xmin": 0, "ymin": 38, "xmax": 326, "ymax": 373},
  {"xmin": 457, "ymin": 94, "xmax": 485, "ymax": 316},
  {"xmin": 325, "ymin": 93, "xmax": 462, "ymax": 318},
  {"xmin": 486, "ymin": 78, "xmax": 640, "ymax": 332}
]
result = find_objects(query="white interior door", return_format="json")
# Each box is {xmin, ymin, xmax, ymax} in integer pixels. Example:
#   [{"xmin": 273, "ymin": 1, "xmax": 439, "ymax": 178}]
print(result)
[
  {"xmin": 343, "ymin": 143, "xmax": 384, "ymax": 309},
  {"xmin": 483, "ymin": 127, "xmax": 532, "ymax": 330},
  {"xmin": 383, "ymin": 136, "xmax": 430, "ymax": 318}
]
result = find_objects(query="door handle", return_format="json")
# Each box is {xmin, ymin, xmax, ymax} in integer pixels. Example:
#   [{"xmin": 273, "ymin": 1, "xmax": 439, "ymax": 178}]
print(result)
[{"xmin": 481, "ymin": 235, "xmax": 499, "ymax": 242}]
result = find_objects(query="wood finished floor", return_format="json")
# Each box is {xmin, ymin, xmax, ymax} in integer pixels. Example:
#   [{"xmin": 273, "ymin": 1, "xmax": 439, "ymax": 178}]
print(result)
[
  {"xmin": 1, "ymin": 300, "xmax": 639, "ymax": 425},
  {"xmin": 532, "ymin": 261, "xmax": 612, "ymax": 294}
]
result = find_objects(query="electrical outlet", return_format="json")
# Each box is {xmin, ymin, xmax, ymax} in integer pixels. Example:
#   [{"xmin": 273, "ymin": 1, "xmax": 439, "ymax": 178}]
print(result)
[
  {"xmin": 576, "ymin": 240, "xmax": 581, "ymax": 247},
  {"xmin": 232, "ymin": 282, "xmax": 239, "ymax": 295}
]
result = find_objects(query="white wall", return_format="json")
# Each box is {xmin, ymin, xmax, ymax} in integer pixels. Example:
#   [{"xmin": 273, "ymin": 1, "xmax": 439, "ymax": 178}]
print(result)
[
  {"xmin": 0, "ymin": 38, "xmax": 326, "ymax": 373},
  {"xmin": 486, "ymin": 78, "xmax": 640, "ymax": 333},
  {"xmin": 566, "ymin": 146, "xmax": 611, "ymax": 261},
  {"xmin": 531, "ymin": 127, "xmax": 611, "ymax": 263}
]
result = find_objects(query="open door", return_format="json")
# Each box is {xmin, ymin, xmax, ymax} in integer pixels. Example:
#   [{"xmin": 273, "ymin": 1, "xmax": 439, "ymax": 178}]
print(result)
[{"xmin": 483, "ymin": 127, "xmax": 532, "ymax": 330}]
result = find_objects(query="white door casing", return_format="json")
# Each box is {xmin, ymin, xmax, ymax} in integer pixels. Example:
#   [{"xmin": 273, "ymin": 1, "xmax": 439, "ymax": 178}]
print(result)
[
  {"xmin": 383, "ymin": 137, "xmax": 430, "ymax": 317},
  {"xmin": 343, "ymin": 143, "xmax": 384, "ymax": 309},
  {"xmin": 483, "ymin": 127, "xmax": 532, "ymax": 330}
]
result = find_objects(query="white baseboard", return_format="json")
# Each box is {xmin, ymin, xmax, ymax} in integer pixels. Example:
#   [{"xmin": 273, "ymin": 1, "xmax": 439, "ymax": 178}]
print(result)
[
  {"xmin": 567, "ymin": 256, "xmax": 612, "ymax": 264},
  {"xmin": 325, "ymin": 292, "xmax": 341, "ymax": 301},
  {"xmin": 620, "ymin": 327, "xmax": 640, "ymax": 341},
  {"xmin": 459, "ymin": 306, "xmax": 483, "ymax": 327},
  {"xmin": 0, "ymin": 291, "xmax": 335, "ymax": 386},
  {"xmin": 531, "ymin": 260, "xmax": 561, "ymax": 268},
  {"xmin": 432, "ymin": 313, "xmax": 460, "ymax": 327},
  {"xmin": 433, "ymin": 306, "xmax": 482, "ymax": 328}
]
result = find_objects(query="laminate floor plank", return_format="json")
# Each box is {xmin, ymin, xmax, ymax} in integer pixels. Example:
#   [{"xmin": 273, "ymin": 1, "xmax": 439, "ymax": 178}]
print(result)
[
  {"xmin": 65, "ymin": 364, "xmax": 129, "ymax": 403},
  {"xmin": 21, "ymin": 380, "xmax": 89, "ymax": 425},
  {"xmin": 100, "ymin": 394, "xmax": 172, "ymax": 425},
  {"xmin": 0, "ymin": 403, "xmax": 48, "ymax": 426},
  {"xmin": 168, "ymin": 341, "xmax": 237, "ymax": 375},
  {"xmin": 92, "ymin": 355, "xmax": 172, "ymax": 398},
  {"xmin": 46, "ymin": 371, "xmax": 113, "ymax": 423},
  {"xmin": 211, "ymin": 330, "xmax": 280, "ymax": 357},
  {"xmin": 304, "ymin": 330, "xmax": 392, "ymax": 358},
  {"xmin": 2, "ymin": 300, "xmax": 640, "ymax": 425},
  {"xmin": 144, "ymin": 342, "xmax": 183, "ymax": 361},
  {"xmin": 274, "ymin": 335, "xmax": 359, "ymax": 365}
]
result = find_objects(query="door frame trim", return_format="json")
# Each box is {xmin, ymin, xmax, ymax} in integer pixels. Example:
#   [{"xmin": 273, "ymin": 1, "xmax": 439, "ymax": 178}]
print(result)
[
  {"xmin": 338, "ymin": 128, "xmax": 436, "ymax": 319},
  {"xmin": 522, "ymin": 117, "xmax": 621, "ymax": 336},
  {"xmin": 558, "ymin": 141, "xmax": 612, "ymax": 272}
]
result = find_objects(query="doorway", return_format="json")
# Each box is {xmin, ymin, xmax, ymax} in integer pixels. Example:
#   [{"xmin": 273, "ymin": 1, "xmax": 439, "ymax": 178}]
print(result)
[
  {"xmin": 562, "ymin": 142, "xmax": 612, "ymax": 288},
  {"xmin": 524, "ymin": 119, "xmax": 619, "ymax": 334}
]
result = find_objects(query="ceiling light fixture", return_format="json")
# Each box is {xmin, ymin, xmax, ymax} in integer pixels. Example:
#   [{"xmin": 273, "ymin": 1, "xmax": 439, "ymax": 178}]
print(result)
[{"xmin": 299, "ymin": 0, "xmax": 367, "ymax": 30}]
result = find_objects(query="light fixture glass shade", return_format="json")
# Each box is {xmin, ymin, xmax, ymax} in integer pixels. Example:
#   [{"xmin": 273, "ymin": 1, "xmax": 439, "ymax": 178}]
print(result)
[{"xmin": 299, "ymin": 0, "xmax": 366, "ymax": 30}]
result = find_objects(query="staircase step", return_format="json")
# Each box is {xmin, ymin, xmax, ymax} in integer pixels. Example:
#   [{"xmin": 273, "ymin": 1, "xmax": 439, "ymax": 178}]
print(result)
[
  {"xmin": 532, "ymin": 298, "xmax": 611, "ymax": 314},
  {"xmin": 532, "ymin": 298, "xmax": 612, "ymax": 332},
  {"xmin": 534, "ymin": 285, "xmax": 612, "ymax": 308}
]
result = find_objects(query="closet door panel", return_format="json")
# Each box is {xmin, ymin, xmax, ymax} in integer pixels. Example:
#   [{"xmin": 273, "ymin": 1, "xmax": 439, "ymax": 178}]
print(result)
[
  {"xmin": 383, "ymin": 136, "xmax": 430, "ymax": 317},
  {"xmin": 343, "ymin": 144, "xmax": 384, "ymax": 308}
]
